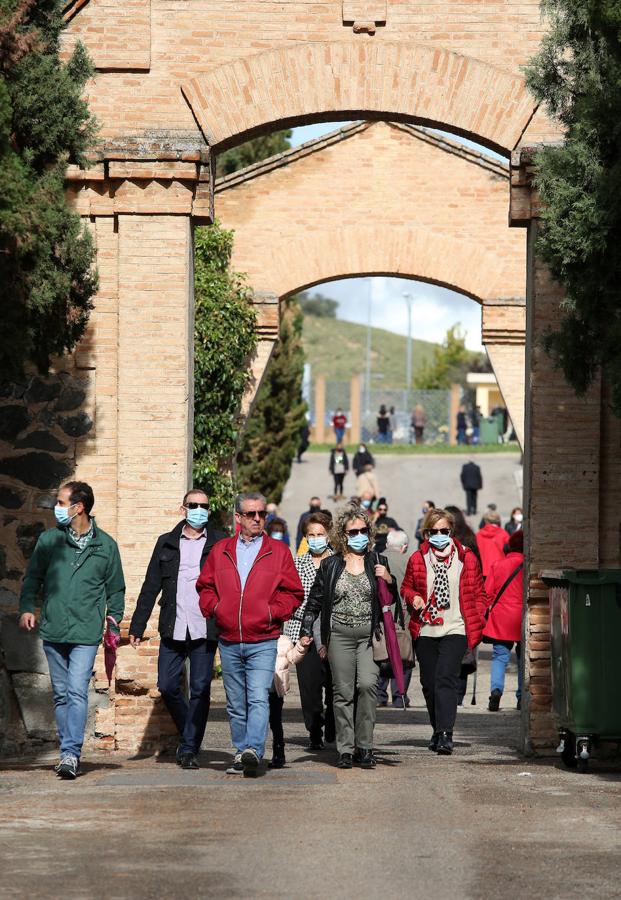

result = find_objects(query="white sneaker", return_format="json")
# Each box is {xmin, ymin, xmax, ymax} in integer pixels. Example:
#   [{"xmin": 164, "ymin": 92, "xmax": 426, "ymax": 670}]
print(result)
[
  {"xmin": 226, "ymin": 753, "xmax": 243, "ymax": 774},
  {"xmin": 241, "ymin": 748, "xmax": 260, "ymax": 777}
]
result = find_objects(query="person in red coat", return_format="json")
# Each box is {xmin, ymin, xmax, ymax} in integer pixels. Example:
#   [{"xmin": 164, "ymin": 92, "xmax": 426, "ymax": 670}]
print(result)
[
  {"xmin": 482, "ymin": 529, "xmax": 524, "ymax": 711},
  {"xmin": 401, "ymin": 508, "xmax": 488, "ymax": 755},
  {"xmin": 476, "ymin": 512, "xmax": 510, "ymax": 579},
  {"xmin": 196, "ymin": 492, "xmax": 304, "ymax": 775}
]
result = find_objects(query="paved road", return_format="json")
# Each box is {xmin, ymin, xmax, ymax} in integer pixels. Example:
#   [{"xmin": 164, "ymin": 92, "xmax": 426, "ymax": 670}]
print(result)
[
  {"xmin": 2, "ymin": 651, "xmax": 620, "ymax": 899},
  {"xmin": 280, "ymin": 452, "xmax": 523, "ymax": 541}
]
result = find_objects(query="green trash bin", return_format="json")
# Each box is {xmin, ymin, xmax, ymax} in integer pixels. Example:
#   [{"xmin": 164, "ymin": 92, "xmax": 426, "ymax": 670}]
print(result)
[
  {"xmin": 543, "ymin": 568, "xmax": 621, "ymax": 771},
  {"xmin": 479, "ymin": 416, "xmax": 501, "ymax": 445}
]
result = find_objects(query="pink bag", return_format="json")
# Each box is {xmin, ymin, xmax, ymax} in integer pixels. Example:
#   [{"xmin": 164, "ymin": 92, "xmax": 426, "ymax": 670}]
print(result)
[{"xmin": 103, "ymin": 616, "xmax": 120, "ymax": 684}]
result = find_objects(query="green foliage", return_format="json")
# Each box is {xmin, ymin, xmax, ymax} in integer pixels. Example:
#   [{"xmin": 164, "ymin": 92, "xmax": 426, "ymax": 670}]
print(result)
[
  {"xmin": 236, "ymin": 295, "xmax": 307, "ymax": 504},
  {"xmin": 414, "ymin": 325, "xmax": 485, "ymax": 389},
  {"xmin": 193, "ymin": 224, "xmax": 257, "ymax": 520},
  {"xmin": 0, "ymin": 0, "xmax": 99, "ymax": 378},
  {"xmin": 299, "ymin": 291, "xmax": 339, "ymax": 318},
  {"xmin": 216, "ymin": 130, "xmax": 292, "ymax": 178},
  {"xmin": 524, "ymin": 0, "xmax": 621, "ymax": 412}
]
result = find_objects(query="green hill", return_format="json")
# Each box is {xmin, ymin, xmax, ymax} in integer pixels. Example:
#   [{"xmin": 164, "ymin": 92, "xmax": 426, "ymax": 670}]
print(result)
[{"xmin": 302, "ymin": 315, "xmax": 439, "ymax": 387}]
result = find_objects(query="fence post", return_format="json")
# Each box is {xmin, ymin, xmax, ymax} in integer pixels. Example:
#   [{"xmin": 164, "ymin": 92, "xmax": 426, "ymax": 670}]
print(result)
[
  {"xmin": 314, "ymin": 375, "xmax": 326, "ymax": 444},
  {"xmin": 349, "ymin": 375, "xmax": 361, "ymax": 445},
  {"xmin": 449, "ymin": 383, "xmax": 461, "ymax": 446}
]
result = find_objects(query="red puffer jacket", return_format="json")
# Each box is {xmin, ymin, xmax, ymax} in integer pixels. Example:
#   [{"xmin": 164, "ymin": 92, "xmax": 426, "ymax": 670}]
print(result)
[
  {"xmin": 482, "ymin": 551, "xmax": 524, "ymax": 643},
  {"xmin": 197, "ymin": 535, "xmax": 304, "ymax": 643},
  {"xmin": 401, "ymin": 539, "xmax": 488, "ymax": 649},
  {"xmin": 476, "ymin": 524, "xmax": 510, "ymax": 578}
]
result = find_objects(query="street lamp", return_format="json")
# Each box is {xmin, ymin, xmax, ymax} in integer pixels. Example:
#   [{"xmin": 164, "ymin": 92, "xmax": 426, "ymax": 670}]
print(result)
[
  {"xmin": 365, "ymin": 277, "xmax": 373, "ymax": 415},
  {"xmin": 402, "ymin": 291, "xmax": 413, "ymax": 403}
]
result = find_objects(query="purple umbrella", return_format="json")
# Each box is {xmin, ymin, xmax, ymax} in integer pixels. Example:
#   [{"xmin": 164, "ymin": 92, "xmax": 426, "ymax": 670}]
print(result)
[
  {"xmin": 376, "ymin": 577, "xmax": 406, "ymax": 701},
  {"xmin": 103, "ymin": 616, "xmax": 120, "ymax": 685}
]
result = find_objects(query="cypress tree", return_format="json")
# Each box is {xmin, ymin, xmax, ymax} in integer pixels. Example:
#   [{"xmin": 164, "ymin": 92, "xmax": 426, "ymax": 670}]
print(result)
[{"xmin": 0, "ymin": 0, "xmax": 98, "ymax": 379}]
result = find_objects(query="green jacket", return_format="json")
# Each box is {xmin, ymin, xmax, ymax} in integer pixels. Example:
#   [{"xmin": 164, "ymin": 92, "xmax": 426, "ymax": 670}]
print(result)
[{"xmin": 19, "ymin": 520, "xmax": 125, "ymax": 645}]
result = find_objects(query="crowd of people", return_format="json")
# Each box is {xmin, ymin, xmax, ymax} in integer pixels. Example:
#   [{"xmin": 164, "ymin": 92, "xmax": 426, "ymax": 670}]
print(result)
[{"xmin": 18, "ymin": 476, "xmax": 524, "ymax": 779}]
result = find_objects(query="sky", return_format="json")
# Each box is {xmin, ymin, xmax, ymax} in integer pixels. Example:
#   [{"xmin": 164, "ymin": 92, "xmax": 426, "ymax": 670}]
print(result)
[{"xmin": 289, "ymin": 122, "xmax": 487, "ymax": 351}]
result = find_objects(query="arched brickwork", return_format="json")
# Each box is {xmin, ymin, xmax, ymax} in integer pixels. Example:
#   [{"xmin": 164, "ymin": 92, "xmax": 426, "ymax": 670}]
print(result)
[{"xmin": 183, "ymin": 41, "xmax": 538, "ymax": 155}]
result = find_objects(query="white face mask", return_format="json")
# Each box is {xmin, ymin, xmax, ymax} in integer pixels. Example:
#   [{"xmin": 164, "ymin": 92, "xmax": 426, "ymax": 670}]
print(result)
[{"xmin": 514, "ymin": 513, "xmax": 523, "ymax": 523}]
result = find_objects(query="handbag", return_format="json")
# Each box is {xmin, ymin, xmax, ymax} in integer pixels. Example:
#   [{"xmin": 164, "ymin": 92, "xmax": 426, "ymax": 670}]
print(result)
[{"xmin": 460, "ymin": 646, "xmax": 477, "ymax": 677}]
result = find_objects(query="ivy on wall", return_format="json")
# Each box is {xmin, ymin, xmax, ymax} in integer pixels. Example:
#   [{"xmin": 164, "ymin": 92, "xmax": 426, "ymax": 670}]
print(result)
[{"xmin": 192, "ymin": 223, "xmax": 257, "ymax": 521}]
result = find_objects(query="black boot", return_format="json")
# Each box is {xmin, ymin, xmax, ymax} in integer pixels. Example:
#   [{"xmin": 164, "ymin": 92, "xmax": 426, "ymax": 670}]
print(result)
[
  {"xmin": 268, "ymin": 743, "xmax": 286, "ymax": 769},
  {"xmin": 336, "ymin": 752, "xmax": 353, "ymax": 769},
  {"xmin": 428, "ymin": 733, "xmax": 439, "ymax": 751},
  {"xmin": 357, "ymin": 749, "xmax": 376, "ymax": 769},
  {"xmin": 436, "ymin": 732, "xmax": 454, "ymax": 755},
  {"xmin": 488, "ymin": 689, "xmax": 502, "ymax": 712}
]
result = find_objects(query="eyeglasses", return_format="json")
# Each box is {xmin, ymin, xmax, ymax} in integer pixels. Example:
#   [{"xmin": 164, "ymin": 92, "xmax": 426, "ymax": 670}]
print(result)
[
  {"xmin": 185, "ymin": 502, "xmax": 209, "ymax": 510},
  {"xmin": 428, "ymin": 527, "xmax": 451, "ymax": 535},
  {"xmin": 239, "ymin": 510, "xmax": 267, "ymax": 520},
  {"xmin": 345, "ymin": 527, "xmax": 369, "ymax": 537}
]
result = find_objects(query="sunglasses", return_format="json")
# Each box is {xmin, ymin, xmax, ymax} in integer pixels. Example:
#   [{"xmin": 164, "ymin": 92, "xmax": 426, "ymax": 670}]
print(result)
[
  {"xmin": 377, "ymin": 508, "xmax": 387, "ymax": 513},
  {"xmin": 185, "ymin": 502, "xmax": 209, "ymax": 510},
  {"xmin": 428, "ymin": 527, "xmax": 451, "ymax": 535},
  {"xmin": 345, "ymin": 527, "xmax": 369, "ymax": 537},
  {"xmin": 239, "ymin": 510, "xmax": 267, "ymax": 520}
]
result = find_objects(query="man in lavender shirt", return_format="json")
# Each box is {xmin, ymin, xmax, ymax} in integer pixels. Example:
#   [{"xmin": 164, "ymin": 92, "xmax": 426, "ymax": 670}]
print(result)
[{"xmin": 129, "ymin": 489, "xmax": 225, "ymax": 769}]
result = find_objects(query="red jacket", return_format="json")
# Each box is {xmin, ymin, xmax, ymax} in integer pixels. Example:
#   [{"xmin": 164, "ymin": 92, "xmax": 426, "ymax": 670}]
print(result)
[
  {"xmin": 476, "ymin": 524, "xmax": 510, "ymax": 578},
  {"xmin": 400, "ymin": 540, "xmax": 488, "ymax": 649},
  {"xmin": 196, "ymin": 534, "xmax": 304, "ymax": 643},
  {"xmin": 482, "ymin": 551, "xmax": 524, "ymax": 643}
]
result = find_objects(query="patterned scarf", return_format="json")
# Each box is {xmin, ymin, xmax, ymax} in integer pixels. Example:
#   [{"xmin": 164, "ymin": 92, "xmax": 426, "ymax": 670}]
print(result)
[{"xmin": 421, "ymin": 544, "xmax": 455, "ymax": 627}]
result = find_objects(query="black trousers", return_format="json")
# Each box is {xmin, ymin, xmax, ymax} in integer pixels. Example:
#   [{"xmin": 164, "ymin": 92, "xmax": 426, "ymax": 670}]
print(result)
[
  {"xmin": 296, "ymin": 644, "xmax": 335, "ymax": 740},
  {"xmin": 333, "ymin": 473, "xmax": 345, "ymax": 495},
  {"xmin": 465, "ymin": 488, "xmax": 478, "ymax": 515},
  {"xmin": 269, "ymin": 692, "xmax": 284, "ymax": 746},
  {"xmin": 416, "ymin": 634, "xmax": 468, "ymax": 733}
]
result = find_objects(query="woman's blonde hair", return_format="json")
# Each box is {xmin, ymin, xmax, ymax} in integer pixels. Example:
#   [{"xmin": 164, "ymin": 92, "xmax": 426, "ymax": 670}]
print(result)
[
  {"xmin": 330, "ymin": 502, "xmax": 376, "ymax": 555},
  {"xmin": 421, "ymin": 507, "xmax": 456, "ymax": 534}
]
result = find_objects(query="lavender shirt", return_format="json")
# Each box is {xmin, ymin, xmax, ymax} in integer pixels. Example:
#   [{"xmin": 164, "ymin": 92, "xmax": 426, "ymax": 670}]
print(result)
[
  {"xmin": 236, "ymin": 533, "xmax": 263, "ymax": 590},
  {"xmin": 173, "ymin": 529, "xmax": 207, "ymax": 641}
]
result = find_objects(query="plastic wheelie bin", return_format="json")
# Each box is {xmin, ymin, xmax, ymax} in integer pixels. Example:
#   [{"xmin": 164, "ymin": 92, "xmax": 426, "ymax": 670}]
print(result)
[
  {"xmin": 479, "ymin": 416, "xmax": 501, "ymax": 445},
  {"xmin": 543, "ymin": 568, "xmax": 621, "ymax": 772}
]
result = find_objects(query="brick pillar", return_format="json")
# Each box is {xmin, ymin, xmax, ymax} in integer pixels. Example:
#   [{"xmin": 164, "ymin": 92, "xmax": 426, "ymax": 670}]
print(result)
[
  {"xmin": 349, "ymin": 374, "xmax": 361, "ymax": 445},
  {"xmin": 448, "ymin": 384, "xmax": 461, "ymax": 446},
  {"xmin": 314, "ymin": 376, "xmax": 326, "ymax": 444}
]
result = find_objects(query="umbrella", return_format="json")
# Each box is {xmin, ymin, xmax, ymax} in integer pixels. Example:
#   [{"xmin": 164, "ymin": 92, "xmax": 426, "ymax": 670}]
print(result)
[
  {"xmin": 103, "ymin": 616, "xmax": 120, "ymax": 685},
  {"xmin": 376, "ymin": 577, "xmax": 406, "ymax": 702}
]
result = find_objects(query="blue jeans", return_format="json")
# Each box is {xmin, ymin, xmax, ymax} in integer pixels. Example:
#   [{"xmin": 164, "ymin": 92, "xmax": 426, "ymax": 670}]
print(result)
[
  {"xmin": 377, "ymin": 432, "xmax": 389, "ymax": 444},
  {"xmin": 334, "ymin": 427, "xmax": 345, "ymax": 443},
  {"xmin": 491, "ymin": 641, "xmax": 522, "ymax": 700},
  {"xmin": 158, "ymin": 637, "xmax": 217, "ymax": 754},
  {"xmin": 219, "ymin": 639, "xmax": 278, "ymax": 758},
  {"xmin": 43, "ymin": 642, "xmax": 99, "ymax": 759}
]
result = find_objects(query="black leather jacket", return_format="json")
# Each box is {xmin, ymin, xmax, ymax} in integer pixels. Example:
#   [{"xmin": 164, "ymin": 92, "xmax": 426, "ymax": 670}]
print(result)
[
  {"xmin": 130, "ymin": 520, "xmax": 225, "ymax": 640},
  {"xmin": 300, "ymin": 551, "xmax": 399, "ymax": 647}
]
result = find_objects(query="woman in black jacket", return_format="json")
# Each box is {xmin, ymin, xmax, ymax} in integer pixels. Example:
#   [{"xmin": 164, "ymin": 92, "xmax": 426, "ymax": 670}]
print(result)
[
  {"xmin": 301, "ymin": 503, "xmax": 398, "ymax": 770},
  {"xmin": 352, "ymin": 443, "xmax": 375, "ymax": 477},
  {"xmin": 329, "ymin": 443, "xmax": 349, "ymax": 499}
]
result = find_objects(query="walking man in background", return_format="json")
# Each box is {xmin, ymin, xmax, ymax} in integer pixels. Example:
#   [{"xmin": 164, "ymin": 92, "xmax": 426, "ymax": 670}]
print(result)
[
  {"xmin": 129, "ymin": 489, "xmax": 224, "ymax": 769},
  {"xmin": 460, "ymin": 459, "xmax": 483, "ymax": 515},
  {"xmin": 197, "ymin": 492, "xmax": 304, "ymax": 775},
  {"xmin": 19, "ymin": 481, "xmax": 125, "ymax": 779}
]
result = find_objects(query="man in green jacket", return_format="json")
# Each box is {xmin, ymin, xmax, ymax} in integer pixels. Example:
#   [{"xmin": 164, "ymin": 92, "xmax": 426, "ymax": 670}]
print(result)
[{"xmin": 19, "ymin": 481, "xmax": 125, "ymax": 779}]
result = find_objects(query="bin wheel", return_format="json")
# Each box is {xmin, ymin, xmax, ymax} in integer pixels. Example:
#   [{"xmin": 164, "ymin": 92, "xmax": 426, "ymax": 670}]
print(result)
[
  {"xmin": 561, "ymin": 731, "xmax": 577, "ymax": 769},
  {"xmin": 577, "ymin": 757, "xmax": 589, "ymax": 774}
]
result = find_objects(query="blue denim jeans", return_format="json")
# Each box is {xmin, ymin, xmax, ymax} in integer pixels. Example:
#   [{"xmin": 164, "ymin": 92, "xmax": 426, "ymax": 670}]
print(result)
[
  {"xmin": 219, "ymin": 639, "xmax": 278, "ymax": 758},
  {"xmin": 158, "ymin": 637, "xmax": 217, "ymax": 754},
  {"xmin": 334, "ymin": 427, "xmax": 345, "ymax": 443},
  {"xmin": 43, "ymin": 642, "xmax": 99, "ymax": 759},
  {"xmin": 491, "ymin": 641, "xmax": 522, "ymax": 700}
]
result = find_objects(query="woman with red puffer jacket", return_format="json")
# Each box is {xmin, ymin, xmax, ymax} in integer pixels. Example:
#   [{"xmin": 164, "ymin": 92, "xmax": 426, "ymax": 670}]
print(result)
[
  {"xmin": 476, "ymin": 512, "xmax": 510, "ymax": 579},
  {"xmin": 401, "ymin": 507, "xmax": 488, "ymax": 756}
]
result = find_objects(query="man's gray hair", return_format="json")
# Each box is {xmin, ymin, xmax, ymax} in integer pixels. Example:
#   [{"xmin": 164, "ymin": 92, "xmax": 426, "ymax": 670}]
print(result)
[
  {"xmin": 387, "ymin": 530, "xmax": 409, "ymax": 551},
  {"xmin": 235, "ymin": 491, "xmax": 267, "ymax": 513}
]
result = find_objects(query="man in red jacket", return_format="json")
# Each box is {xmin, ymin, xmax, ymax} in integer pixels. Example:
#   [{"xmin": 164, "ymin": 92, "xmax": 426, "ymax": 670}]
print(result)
[{"xmin": 197, "ymin": 492, "xmax": 304, "ymax": 776}]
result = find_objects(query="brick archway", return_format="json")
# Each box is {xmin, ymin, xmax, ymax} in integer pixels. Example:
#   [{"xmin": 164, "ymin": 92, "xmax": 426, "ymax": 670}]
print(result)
[{"xmin": 182, "ymin": 41, "xmax": 538, "ymax": 154}]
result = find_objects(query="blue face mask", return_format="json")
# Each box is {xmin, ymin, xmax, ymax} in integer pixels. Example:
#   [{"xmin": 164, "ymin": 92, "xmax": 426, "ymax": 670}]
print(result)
[
  {"xmin": 271, "ymin": 531, "xmax": 284, "ymax": 541},
  {"xmin": 54, "ymin": 504, "xmax": 76, "ymax": 526},
  {"xmin": 361, "ymin": 500, "xmax": 372, "ymax": 509},
  {"xmin": 186, "ymin": 507, "xmax": 209, "ymax": 529},
  {"xmin": 308, "ymin": 536, "xmax": 328, "ymax": 554},
  {"xmin": 347, "ymin": 534, "xmax": 369, "ymax": 553},
  {"xmin": 429, "ymin": 533, "xmax": 451, "ymax": 551}
]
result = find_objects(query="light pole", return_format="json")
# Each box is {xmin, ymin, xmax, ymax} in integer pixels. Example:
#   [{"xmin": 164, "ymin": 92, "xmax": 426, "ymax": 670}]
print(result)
[
  {"xmin": 402, "ymin": 291, "xmax": 413, "ymax": 406},
  {"xmin": 365, "ymin": 277, "xmax": 373, "ymax": 415}
]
